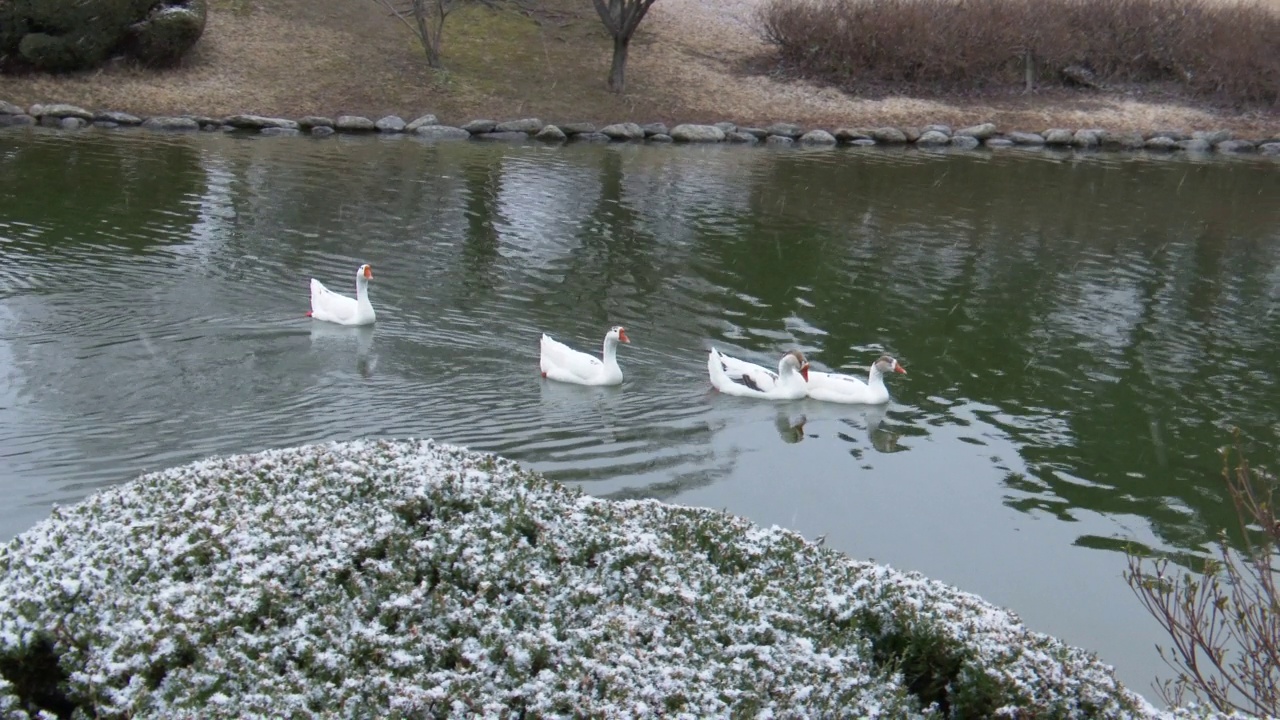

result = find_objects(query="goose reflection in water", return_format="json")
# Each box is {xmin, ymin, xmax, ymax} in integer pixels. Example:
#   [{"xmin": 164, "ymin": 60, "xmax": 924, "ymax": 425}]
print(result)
[
  {"xmin": 309, "ymin": 323, "xmax": 377, "ymax": 378},
  {"xmin": 785, "ymin": 403, "xmax": 904, "ymax": 453},
  {"xmin": 775, "ymin": 412, "xmax": 808, "ymax": 444},
  {"xmin": 856, "ymin": 404, "xmax": 904, "ymax": 454}
]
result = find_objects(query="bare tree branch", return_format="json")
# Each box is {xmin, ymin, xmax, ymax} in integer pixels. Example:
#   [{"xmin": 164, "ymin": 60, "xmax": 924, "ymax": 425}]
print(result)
[
  {"xmin": 1125, "ymin": 430, "xmax": 1279, "ymax": 716},
  {"xmin": 367, "ymin": 0, "xmax": 473, "ymax": 67}
]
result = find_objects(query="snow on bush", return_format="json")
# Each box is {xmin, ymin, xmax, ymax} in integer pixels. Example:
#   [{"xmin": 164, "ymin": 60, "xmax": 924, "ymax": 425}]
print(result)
[{"xmin": 0, "ymin": 440, "xmax": 1171, "ymax": 718}]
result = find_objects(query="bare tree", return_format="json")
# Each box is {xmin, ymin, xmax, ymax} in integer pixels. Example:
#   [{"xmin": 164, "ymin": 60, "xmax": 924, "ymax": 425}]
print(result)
[
  {"xmin": 1125, "ymin": 431, "xmax": 1279, "ymax": 716},
  {"xmin": 592, "ymin": 0, "xmax": 659, "ymax": 92},
  {"xmin": 369, "ymin": 0, "xmax": 463, "ymax": 68}
]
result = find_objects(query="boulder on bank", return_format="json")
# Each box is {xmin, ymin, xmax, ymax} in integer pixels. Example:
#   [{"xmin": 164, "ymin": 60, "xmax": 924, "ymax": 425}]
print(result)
[
  {"xmin": 670, "ymin": 124, "xmax": 726, "ymax": 142},
  {"xmin": 799, "ymin": 129, "xmax": 837, "ymax": 144},
  {"xmin": 533, "ymin": 124, "xmax": 567, "ymax": 142},
  {"xmin": 600, "ymin": 122, "xmax": 645, "ymax": 140},
  {"xmin": 872, "ymin": 126, "xmax": 909, "ymax": 143},
  {"xmin": 125, "ymin": 0, "xmax": 208, "ymax": 67},
  {"xmin": 915, "ymin": 129, "xmax": 951, "ymax": 146},
  {"xmin": 0, "ymin": 440, "xmax": 1166, "ymax": 718},
  {"xmin": 224, "ymin": 114, "xmax": 297, "ymax": 130},
  {"xmin": 0, "ymin": 0, "xmax": 207, "ymax": 72},
  {"xmin": 956, "ymin": 123, "xmax": 997, "ymax": 140},
  {"xmin": 139, "ymin": 115, "xmax": 198, "ymax": 131}
]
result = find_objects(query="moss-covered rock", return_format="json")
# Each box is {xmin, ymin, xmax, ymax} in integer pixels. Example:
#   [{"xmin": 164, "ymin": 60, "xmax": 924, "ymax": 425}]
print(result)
[
  {"xmin": 127, "ymin": 0, "xmax": 207, "ymax": 67},
  {"xmin": 0, "ymin": 0, "xmax": 205, "ymax": 72},
  {"xmin": 16, "ymin": 33, "xmax": 89, "ymax": 73}
]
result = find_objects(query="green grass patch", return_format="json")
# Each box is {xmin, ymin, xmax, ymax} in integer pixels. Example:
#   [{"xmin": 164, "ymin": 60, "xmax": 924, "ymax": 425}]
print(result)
[{"xmin": 431, "ymin": 0, "xmax": 659, "ymax": 122}]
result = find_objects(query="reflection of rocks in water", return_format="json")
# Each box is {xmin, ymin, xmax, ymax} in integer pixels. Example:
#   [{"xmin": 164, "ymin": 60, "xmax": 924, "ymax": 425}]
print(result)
[{"xmin": 776, "ymin": 412, "xmax": 807, "ymax": 444}]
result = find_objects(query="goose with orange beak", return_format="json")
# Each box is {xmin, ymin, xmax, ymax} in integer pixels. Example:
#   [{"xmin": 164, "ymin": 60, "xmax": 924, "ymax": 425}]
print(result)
[
  {"xmin": 708, "ymin": 348, "xmax": 810, "ymax": 400},
  {"xmin": 308, "ymin": 264, "xmax": 376, "ymax": 326},
  {"xmin": 806, "ymin": 354, "xmax": 906, "ymax": 405},
  {"xmin": 539, "ymin": 326, "xmax": 631, "ymax": 386}
]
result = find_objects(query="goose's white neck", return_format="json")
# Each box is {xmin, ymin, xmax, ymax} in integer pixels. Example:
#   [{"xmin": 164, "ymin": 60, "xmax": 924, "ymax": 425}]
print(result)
[
  {"xmin": 868, "ymin": 365, "xmax": 887, "ymax": 386},
  {"xmin": 355, "ymin": 277, "xmax": 371, "ymax": 304},
  {"xmin": 601, "ymin": 336, "xmax": 621, "ymax": 369},
  {"xmin": 777, "ymin": 361, "xmax": 807, "ymax": 392}
]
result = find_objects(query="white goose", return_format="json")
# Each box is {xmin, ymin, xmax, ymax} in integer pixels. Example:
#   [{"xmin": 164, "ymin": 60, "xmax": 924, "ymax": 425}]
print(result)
[
  {"xmin": 806, "ymin": 354, "xmax": 906, "ymax": 405},
  {"xmin": 539, "ymin": 326, "xmax": 631, "ymax": 386},
  {"xmin": 308, "ymin": 264, "xmax": 376, "ymax": 326},
  {"xmin": 707, "ymin": 348, "xmax": 810, "ymax": 400}
]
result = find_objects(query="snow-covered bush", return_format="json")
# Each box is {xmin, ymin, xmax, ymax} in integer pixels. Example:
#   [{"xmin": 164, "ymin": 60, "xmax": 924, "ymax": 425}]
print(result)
[{"xmin": 0, "ymin": 440, "xmax": 1166, "ymax": 718}]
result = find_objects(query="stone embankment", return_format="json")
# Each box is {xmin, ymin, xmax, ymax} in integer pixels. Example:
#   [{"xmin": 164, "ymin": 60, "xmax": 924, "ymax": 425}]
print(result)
[{"xmin": 4, "ymin": 100, "xmax": 1279, "ymax": 155}]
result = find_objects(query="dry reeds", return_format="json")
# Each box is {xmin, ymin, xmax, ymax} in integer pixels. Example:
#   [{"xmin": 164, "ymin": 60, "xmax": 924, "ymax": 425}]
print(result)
[{"xmin": 756, "ymin": 0, "xmax": 1280, "ymax": 105}]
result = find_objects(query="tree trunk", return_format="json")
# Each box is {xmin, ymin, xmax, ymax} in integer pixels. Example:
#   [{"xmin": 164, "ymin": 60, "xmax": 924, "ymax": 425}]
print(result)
[
  {"xmin": 411, "ymin": 0, "xmax": 443, "ymax": 68},
  {"xmin": 607, "ymin": 35, "xmax": 629, "ymax": 93}
]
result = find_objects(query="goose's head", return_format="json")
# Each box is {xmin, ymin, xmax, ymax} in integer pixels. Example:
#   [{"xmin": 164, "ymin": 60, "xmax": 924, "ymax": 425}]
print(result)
[
  {"xmin": 354, "ymin": 264, "xmax": 373, "ymax": 293},
  {"xmin": 607, "ymin": 326, "xmax": 631, "ymax": 344},
  {"xmin": 782, "ymin": 350, "xmax": 810, "ymax": 382},
  {"xmin": 873, "ymin": 355, "xmax": 906, "ymax": 376}
]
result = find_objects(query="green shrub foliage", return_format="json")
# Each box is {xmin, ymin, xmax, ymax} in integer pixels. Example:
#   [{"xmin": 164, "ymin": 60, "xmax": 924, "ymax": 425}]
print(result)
[{"xmin": 0, "ymin": 0, "xmax": 207, "ymax": 72}]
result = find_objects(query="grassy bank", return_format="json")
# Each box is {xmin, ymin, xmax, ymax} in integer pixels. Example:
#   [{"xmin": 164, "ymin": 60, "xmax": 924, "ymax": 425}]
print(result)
[
  {"xmin": 0, "ymin": 0, "xmax": 681, "ymax": 125},
  {"xmin": 0, "ymin": 0, "xmax": 1277, "ymax": 134}
]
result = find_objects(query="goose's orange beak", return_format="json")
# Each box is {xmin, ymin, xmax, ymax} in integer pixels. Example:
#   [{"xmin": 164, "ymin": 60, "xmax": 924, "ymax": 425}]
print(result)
[
  {"xmin": 800, "ymin": 363, "xmax": 810, "ymax": 382},
  {"xmin": 894, "ymin": 364, "xmax": 907, "ymax": 375},
  {"xmin": 618, "ymin": 328, "xmax": 630, "ymax": 343},
  {"xmin": 363, "ymin": 265, "xmax": 373, "ymax": 279}
]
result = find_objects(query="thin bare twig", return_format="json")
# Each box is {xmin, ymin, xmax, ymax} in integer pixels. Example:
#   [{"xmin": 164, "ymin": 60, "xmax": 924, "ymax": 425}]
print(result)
[
  {"xmin": 1125, "ymin": 430, "xmax": 1279, "ymax": 716},
  {"xmin": 366, "ymin": 0, "xmax": 484, "ymax": 67}
]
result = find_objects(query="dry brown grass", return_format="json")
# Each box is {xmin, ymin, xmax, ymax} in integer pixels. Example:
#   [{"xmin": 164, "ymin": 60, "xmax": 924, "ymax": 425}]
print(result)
[
  {"xmin": 0, "ymin": 0, "xmax": 1277, "ymax": 133},
  {"xmin": 0, "ymin": 0, "xmax": 669, "ymax": 123},
  {"xmin": 0, "ymin": 0, "xmax": 436, "ymax": 118},
  {"xmin": 757, "ymin": 0, "xmax": 1280, "ymax": 106},
  {"xmin": 639, "ymin": 0, "xmax": 1280, "ymax": 132}
]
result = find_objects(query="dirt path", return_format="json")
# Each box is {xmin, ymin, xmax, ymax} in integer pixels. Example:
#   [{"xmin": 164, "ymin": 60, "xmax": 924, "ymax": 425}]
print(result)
[{"xmin": 1, "ymin": 0, "xmax": 1277, "ymax": 135}]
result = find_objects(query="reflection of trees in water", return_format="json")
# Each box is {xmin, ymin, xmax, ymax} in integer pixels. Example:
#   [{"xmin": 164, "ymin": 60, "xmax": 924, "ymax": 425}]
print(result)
[
  {"xmin": 555, "ymin": 146, "xmax": 664, "ymax": 321},
  {"xmin": 715, "ymin": 152, "xmax": 1280, "ymax": 552},
  {"xmin": 505, "ymin": 146, "xmax": 739, "ymax": 327},
  {"xmin": 209, "ymin": 137, "xmax": 474, "ymax": 274},
  {"xmin": 459, "ymin": 152, "xmax": 501, "ymax": 294},
  {"xmin": 172, "ymin": 139, "xmax": 1280, "ymax": 553},
  {"xmin": 465, "ymin": 146, "xmax": 1279, "ymax": 548},
  {"xmin": 0, "ymin": 132, "xmax": 204, "ymax": 255}
]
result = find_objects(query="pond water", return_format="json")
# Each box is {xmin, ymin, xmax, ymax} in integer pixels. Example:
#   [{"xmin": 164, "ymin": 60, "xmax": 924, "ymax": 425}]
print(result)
[{"xmin": 2, "ymin": 126, "xmax": 1279, "ymax": 700}]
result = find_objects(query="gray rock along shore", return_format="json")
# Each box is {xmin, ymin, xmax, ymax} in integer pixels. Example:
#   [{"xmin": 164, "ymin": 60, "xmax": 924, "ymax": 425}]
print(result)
[{"xmin": 3, "ymin": 100, "xmax": 1279, "ymax": 156}]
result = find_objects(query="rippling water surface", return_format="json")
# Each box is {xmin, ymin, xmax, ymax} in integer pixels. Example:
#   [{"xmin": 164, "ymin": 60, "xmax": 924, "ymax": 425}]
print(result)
[{"xmin": 2, "ymin": 127, "xmax": 1279, "ymax": 698}]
